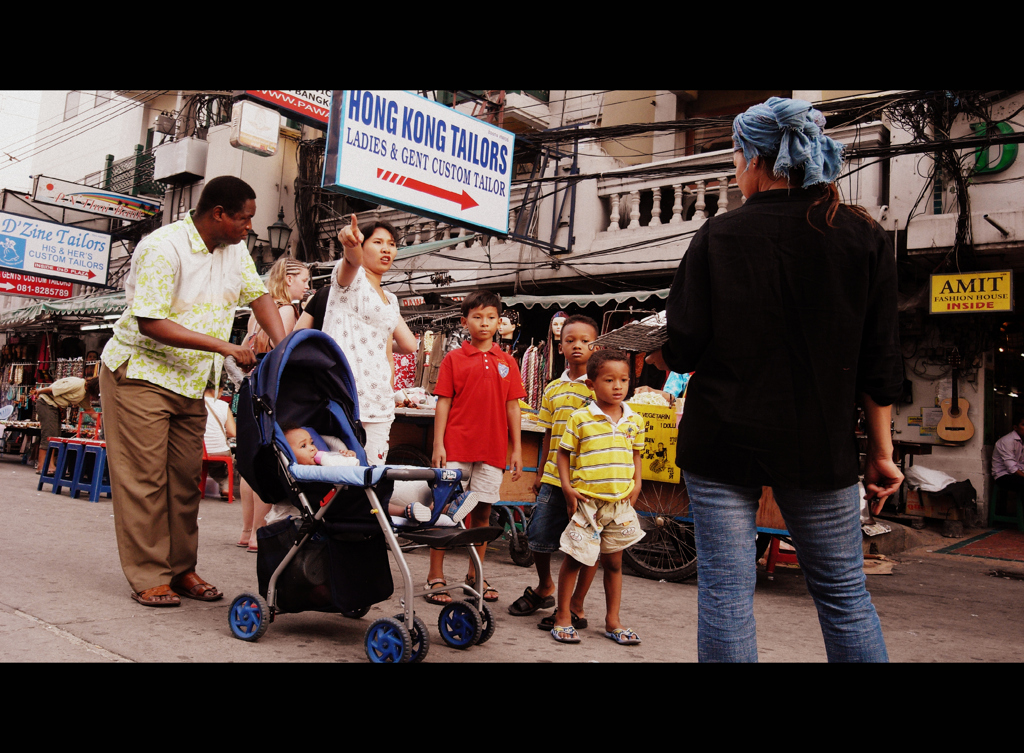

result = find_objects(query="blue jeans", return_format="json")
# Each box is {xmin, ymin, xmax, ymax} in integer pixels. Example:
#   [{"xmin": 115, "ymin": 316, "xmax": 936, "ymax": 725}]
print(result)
[
  {"xmin": 684, "ymin": 472, "xmax": 888, "ymax": 663},
  {"xmin": 527, "ymin": 483, "xmax": 570, "ymax": 554}
]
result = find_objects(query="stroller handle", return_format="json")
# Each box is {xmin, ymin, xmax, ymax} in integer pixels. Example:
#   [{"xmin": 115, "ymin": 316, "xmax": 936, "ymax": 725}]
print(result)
[{"xmin": 385, "ymin": 467, "xmax": 455, "ymax": 482}]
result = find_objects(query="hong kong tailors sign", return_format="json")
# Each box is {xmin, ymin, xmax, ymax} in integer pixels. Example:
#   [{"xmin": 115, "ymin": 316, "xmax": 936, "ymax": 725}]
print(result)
[
  {"xmin": 322, "ymin": 90, "xmax": 515, "ymax": 237},
  {"xmin": 930, "ymin": 270, "xmax": 1013, "ymax": 314},
  {"xmin": 0, "ymin": 210, "xmax": 111, "ymax": 287}
]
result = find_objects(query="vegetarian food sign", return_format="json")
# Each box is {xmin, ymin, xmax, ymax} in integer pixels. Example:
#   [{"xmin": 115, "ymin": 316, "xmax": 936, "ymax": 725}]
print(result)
[
  {"xmin": 322, "ymin": 90, "xmax": 515, "ymax": 237},
  {"xmin": 629, "ymin": 403, "xmax": 681, "ymax": 483},
  {"xmin": 0, "ymin": 210, "xmax": 111, "ymax": 287},
  {"xmin": 930, "ymin": 270, "xmax": 1013, "ymax": 314}
]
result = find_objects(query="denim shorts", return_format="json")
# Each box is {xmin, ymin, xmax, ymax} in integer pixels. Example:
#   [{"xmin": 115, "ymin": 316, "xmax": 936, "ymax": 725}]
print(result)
[{"xmin": 527, "ymin": 483, "xmax": 571, "ymax": 553}]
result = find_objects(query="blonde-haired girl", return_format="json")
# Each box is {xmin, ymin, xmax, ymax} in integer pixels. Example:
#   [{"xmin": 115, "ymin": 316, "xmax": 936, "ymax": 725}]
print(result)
[{"xmin": 238, "ymin": 255, "xmax": 309, "ymax": 551}]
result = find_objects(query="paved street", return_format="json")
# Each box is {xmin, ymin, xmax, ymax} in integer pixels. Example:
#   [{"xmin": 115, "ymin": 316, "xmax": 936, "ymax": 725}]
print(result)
[{"xmin": 2, "ymin": 456, "xmax": 1022, "ymax": 664}]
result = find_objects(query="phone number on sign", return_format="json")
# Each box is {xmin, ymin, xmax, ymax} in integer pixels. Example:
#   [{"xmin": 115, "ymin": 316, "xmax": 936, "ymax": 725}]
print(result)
[{"xmin": 13, "ymin": 283, "xmax": 69, "ymax": 296}]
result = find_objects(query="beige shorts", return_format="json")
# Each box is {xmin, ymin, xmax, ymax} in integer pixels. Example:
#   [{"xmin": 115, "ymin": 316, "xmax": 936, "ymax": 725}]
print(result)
[
  {"xmin": 559, "ymin": 495, "xmax": 645, "ymax": 567},
  {"xmin": 444, "ymin": 460, "xmax": 503, "ymax": 505}
]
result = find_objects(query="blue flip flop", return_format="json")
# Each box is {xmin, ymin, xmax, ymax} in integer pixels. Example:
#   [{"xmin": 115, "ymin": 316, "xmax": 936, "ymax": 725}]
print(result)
[
  {"xmin": 603, "ymin": 628, "xmax": 641, "ymax": 645},
  {"xmin": 551, "ymin": 625, "xmax": 581, "ymax": 643}
]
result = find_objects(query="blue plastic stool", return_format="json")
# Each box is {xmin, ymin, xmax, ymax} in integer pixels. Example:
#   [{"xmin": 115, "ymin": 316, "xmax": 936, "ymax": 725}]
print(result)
[
  {"xmin": 37, "ymin": 439, "xmax": 67, "ymax": 492},
  {"xmin": 54, "ymin": 440, "xmax": 86, "ymax": 496},
  {"xmin": 77, "ymin": 442, "xmax": 111, "ymax": 502}
]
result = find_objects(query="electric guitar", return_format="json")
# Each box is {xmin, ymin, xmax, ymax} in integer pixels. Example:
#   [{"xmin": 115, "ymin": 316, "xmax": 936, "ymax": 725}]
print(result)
[{"xmin": 937, "ymin": 348, "xmax": 975, "ymax": 442}]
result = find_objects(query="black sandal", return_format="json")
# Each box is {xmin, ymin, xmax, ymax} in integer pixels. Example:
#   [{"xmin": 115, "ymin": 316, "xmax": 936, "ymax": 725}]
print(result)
[
  {"xmin": 538, "ymin": 611, "xmax": 588, "ymax": 631},
  {"xmin": 424, "ymin": 579, "xmax": 452, "ymax": 605},
  {"xmin": 508, "ymin": 586, "xmax": 553, "ymax": 616}
]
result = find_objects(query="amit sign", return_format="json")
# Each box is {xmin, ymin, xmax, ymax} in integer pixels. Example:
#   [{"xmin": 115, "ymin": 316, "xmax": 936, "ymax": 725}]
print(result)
[{"xmin": 930, "ymin": 270, "xmax": 1013, "ymax": 313}]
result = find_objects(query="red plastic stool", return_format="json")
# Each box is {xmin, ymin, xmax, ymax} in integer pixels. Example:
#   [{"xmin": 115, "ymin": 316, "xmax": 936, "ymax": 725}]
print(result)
[{"xmin": 765, "ymin": 536, "xmax": 799, "ymax": 580}]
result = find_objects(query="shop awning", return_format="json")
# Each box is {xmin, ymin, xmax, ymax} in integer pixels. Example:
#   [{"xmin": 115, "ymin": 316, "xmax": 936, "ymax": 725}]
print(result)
[
  {"xmin": 503, "ymin": 288, "xmax": 670, "ymax": 310},
  {"xmin": 0, "ymin": 290, "xmax": 127, "ymax": 328}
]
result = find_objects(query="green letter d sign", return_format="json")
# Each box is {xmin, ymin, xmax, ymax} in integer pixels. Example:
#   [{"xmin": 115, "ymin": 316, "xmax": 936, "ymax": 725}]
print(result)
[{"xmin": 973, "ymin": 121, "xmax": 1017, "ymax": 174}]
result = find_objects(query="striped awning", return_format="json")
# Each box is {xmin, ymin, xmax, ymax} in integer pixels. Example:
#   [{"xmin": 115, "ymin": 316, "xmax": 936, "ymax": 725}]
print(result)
[
  {"xmin": 503, "ymin": 288, "xmax": 670, "ymax": 310},
  {"xmin": 0, "ymin": 290, "xmax": 127, "ymax": 328}
]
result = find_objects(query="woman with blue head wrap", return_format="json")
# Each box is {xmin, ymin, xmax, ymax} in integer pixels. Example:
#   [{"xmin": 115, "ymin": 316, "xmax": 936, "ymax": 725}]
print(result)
[
  {"xmin": 732, "ymin": 97, "xmax": 845, "ymax": 188},
  {"xmin": 650, "ymin": 96, "xmax": 903, "ymax": 662}
]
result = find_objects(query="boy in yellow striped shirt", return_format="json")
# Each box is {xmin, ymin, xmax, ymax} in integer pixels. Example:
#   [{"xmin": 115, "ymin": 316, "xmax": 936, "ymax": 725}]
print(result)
[
  {"xmin": 508, "ymin": 315, "xmax": 601, "ymax": 628},
  {"xmin": 553, "ymin": 349, "xmax": 645, "ymax": 645}
]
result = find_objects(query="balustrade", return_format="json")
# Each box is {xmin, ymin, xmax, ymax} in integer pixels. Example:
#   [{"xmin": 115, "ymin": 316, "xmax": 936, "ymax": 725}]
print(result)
[{"xmin": 601, "ymin": 174, "xmax": 736, "ymax": 232}]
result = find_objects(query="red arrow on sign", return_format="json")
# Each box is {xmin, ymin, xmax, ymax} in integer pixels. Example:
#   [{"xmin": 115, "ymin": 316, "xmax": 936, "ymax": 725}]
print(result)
[
  {"xmin": 33, "ymin": 263, "xmax": 96, "ymax": 280},
  {"xmin": 377, "ymin": 169, "xmax": 478, "ymax": 211}
]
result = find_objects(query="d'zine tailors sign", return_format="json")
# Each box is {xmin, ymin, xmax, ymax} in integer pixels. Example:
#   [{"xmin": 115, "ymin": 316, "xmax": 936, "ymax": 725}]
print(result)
[
  {"xmin": 33, "ymin": 176, "xmax": 161, "ymax": 223},
  {"xmin": 0, "ymin": 210, "xmax": 111, "ymax": 287},
  {"xmin": 323, "ymin": 90, "xmax": 515, "ymax": 237}
]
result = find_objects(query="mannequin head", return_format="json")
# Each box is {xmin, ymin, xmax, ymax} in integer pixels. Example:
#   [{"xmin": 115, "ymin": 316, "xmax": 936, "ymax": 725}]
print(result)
[
  {"xmin": 499, "ymin": 316, "xmax": 515, "ymax": 339},
  {"xmin": 550, "ymin": 311, "xmax": 568, "ymax": 340}
]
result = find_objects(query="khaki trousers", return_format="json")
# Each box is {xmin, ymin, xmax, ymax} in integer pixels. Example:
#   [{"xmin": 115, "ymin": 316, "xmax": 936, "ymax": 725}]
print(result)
[{"xmin": 100, "ymin": 361, "xmax": 207, "ymax": 593}]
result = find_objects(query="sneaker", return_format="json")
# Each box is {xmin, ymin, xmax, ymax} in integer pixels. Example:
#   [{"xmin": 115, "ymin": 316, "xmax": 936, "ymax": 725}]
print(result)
[
  {"xmin": 443, "ymin": 491, "xmax": 478, "ymax": 525},
  {"xmin": 405, "ymin": 502, "xmax": 432, "ymax": 523}
]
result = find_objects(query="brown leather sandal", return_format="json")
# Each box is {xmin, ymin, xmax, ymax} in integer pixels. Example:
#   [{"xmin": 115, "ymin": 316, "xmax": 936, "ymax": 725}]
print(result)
[
  {"xmin": 170, "ymin": 572, "xmax": 223, "ymax": 601},
  {"xmin": 131, "ymin": 584, "xmax": 182, "ymax": 608}
]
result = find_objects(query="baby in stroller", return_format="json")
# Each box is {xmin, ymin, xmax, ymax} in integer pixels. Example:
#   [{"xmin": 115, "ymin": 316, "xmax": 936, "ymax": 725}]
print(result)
[{"xmin": 278, "ymin": 424, "xmax": 479, "ymax": 526}]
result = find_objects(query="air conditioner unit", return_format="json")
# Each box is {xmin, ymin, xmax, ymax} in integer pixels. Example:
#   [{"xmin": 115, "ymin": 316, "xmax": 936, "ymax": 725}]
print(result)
[{"xmin": 153, "ymin": 137, "xmax": 209, "ymax": 186}]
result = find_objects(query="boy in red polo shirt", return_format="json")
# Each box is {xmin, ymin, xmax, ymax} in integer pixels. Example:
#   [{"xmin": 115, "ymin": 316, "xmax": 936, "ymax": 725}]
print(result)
[{"xmin": 425, "ymin": 291, "xmax": 526, "ymax": 605}]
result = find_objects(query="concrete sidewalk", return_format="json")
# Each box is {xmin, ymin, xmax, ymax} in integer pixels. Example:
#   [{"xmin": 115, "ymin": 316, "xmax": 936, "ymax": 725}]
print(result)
[{"xmin": 2, "ymin": 456, "xmax": 1022, "ymax": 663}]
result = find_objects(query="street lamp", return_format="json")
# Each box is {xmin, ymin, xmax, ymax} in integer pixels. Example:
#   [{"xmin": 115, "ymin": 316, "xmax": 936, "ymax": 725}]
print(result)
[{"xmin": 268, "ymin": 207, "xmax": 292, "ymax": 256}]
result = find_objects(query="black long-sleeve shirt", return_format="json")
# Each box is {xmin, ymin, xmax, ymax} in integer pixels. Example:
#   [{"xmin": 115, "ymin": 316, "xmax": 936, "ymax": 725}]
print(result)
[{"xmin": 662, "ymin": 187, "xmax": 902, "ymax": 491}]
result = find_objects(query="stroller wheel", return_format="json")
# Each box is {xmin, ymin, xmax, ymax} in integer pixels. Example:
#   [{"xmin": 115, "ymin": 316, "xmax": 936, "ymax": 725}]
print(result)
[
  {"xmin": 394, "ymin": 613, "xmax": 430, "ymax": 664},
  {"xmin": 476, "ymin": 603, "xmax": 496, "ymax": 645},
  {"xmin": 364, "ymin": 617, "xmax": 413, "ymax": 664},
  {"xmin": 341, "ymin": 605, "xmax": 371, "ymax": 619},
  {"xmin": 228, "ymin": 593, "xmax": 270, "ymax": 642},
  {"xmin": 437, "ymin": 600, "xmax": 482, "ymax": 649}
]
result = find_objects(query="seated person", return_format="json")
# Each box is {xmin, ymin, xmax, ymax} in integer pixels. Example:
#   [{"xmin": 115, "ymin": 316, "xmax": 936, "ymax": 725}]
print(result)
[
  {"xmin": 267, "ymin": 425, "xmax": 478, "ymax": 527},
  {"xmin": 993, "ymin": 415, "xmax": 1024, "ymax": 497}
]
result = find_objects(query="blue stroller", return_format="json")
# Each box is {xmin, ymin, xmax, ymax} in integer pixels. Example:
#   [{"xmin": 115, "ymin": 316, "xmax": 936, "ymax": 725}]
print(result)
[{"xmin": 229, "ymin": 329, "xmax": 503, "ymax": 663}]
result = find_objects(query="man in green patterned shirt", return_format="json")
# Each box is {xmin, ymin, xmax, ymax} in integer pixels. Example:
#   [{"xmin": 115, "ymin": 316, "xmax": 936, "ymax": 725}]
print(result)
[{"xmin": 100, "ymin": 176, "xmax": 287, "ymax": 608}]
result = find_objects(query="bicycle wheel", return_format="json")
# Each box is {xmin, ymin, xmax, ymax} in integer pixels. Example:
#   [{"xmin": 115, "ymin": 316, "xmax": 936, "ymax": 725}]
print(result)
[
  {"xmin": 623, "ymin": 481, "xmax": 697, "ymax": 582},
  {"xmin": 387, "ymin": 444, "xmax": 431, "ymax": 467},
  {"xmin": 509, "ymin": 507, "xmax": 535, "ymax": 567}
]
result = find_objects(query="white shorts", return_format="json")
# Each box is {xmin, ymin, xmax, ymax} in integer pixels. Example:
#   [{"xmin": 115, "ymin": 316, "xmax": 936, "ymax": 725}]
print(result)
[{"xmin": 444, "ymin": 460, "xmax": 503, "ymax": 505}]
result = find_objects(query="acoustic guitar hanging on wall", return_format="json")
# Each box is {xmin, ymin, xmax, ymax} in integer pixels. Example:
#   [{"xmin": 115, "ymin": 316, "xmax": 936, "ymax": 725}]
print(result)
[{"xmin": 937, "ymin": 347, "xmax": 975, "ymax": 443}]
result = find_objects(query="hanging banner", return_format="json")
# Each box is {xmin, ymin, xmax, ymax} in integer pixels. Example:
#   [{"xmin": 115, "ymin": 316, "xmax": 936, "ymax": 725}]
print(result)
[
  {"xmin": 322, "ymin": 90, "xmax": 515, "ymax": 237},
  {"xmin": 0, "ymin": 210, "xmax": 111, "ymax": 286},
  {"xmin": 32, "ymin": 176, "xmax": 161, "ymax": 223},
  {"xmin": 628, "ymin": 403, "xmax": 682, "ymax": 483},
  {"xmin": 930, "ymin": 270, "xmax": 1013, "ymax": 313}
]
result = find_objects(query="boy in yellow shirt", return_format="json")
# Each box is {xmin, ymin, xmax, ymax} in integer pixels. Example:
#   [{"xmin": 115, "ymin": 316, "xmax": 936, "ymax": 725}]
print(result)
[
  {"xmin": 509, "ymin": 315, "xmax": 600, "ymax": 632},
  {"xmin": 552, "ymin": 349, "xmax": 645, "ymax": 645}
]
